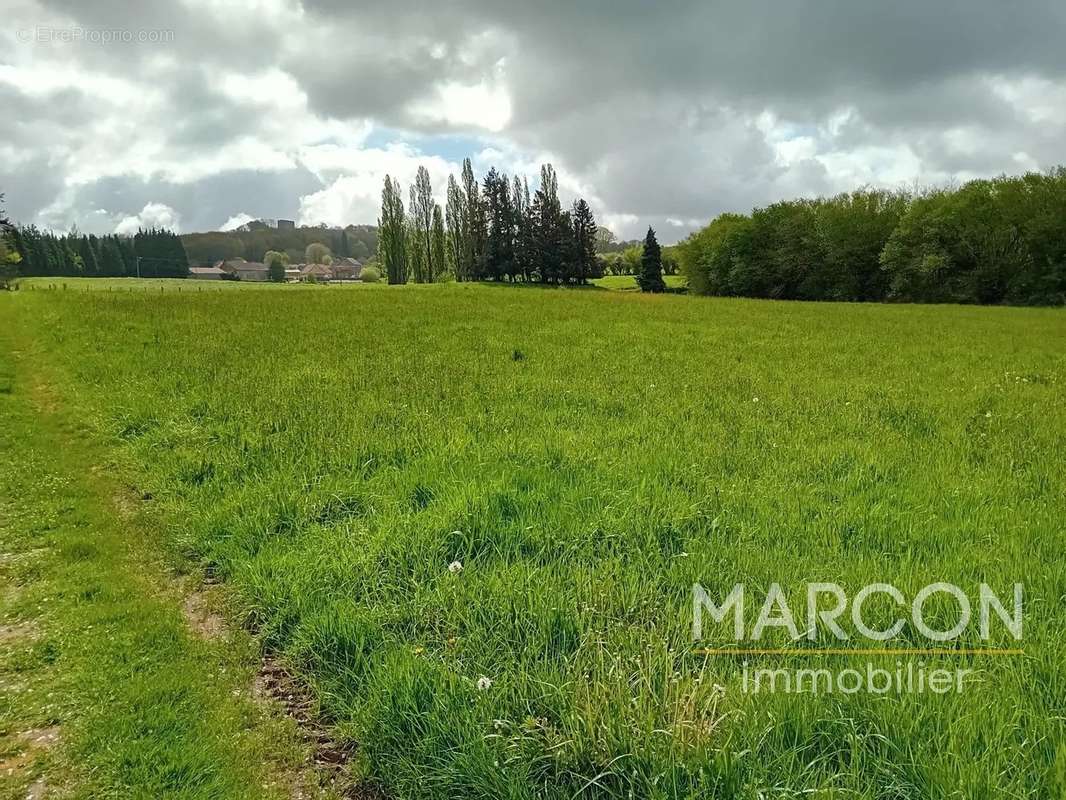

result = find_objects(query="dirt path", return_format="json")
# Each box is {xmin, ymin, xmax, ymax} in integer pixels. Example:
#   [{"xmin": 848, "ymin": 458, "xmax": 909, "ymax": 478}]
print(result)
[{"xmin": 0, "ymin": 306, "xmax": 366, "ymax": 799}]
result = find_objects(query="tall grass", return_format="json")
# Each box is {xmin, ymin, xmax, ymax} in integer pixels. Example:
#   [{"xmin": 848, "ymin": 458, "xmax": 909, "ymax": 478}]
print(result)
[{"xmin": 11, "ymin": 283, "xmax": 1066, "ymax": 798}]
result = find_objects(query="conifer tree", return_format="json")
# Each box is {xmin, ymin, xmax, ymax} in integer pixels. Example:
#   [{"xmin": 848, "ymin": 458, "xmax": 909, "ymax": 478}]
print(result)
[
  {"xmin": 265, "ymin": 250, "xmax": 288, "ymax": 282},
  {"xmin": 570, "ymin": 199, "xmax": 598, "ymax": 284},
  {"xmin": 482, "ymin": 169, "xmax": 516, "ymax": 280},
  {"xmin": 99, "ymin": 236, "xmax": 125, "ymax": 276},
  {"xmin": 334, "ymin": 229, "xmax": 350, "ymax": 259},
  {"xmin": 636, "ymin": 226, "xmax": 666, "ymax": 292},
  {"xmin": 77, "ymin": 235, "xmax": 99, "ymax": 276}
]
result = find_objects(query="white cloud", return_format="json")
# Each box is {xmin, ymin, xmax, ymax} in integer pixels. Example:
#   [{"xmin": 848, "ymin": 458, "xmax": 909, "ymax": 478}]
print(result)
[
  {"xmin": 410, "ymin": 79, "xmax": 513, "ymax": 133},
  {"xmin": 220, "ymin": 212, "xmax": 257, "ymax": 231},
  {"xmin": 296, "ymin": 145, "xmax": 462, "ymax": 227},
  {"xmin": 989, "ymin": 75, "xmax": 1066, "ymax": 126},
  {"xmin": 114, "ymin": 202, "xmax": 182, "ymax": 234},
  {"xmin": 600, "ymin": 212, "xmax": 639, "ymax": 237},
  {"xmin": 816, "ymin": 144, "xmax": 924, "ymax": 189}
]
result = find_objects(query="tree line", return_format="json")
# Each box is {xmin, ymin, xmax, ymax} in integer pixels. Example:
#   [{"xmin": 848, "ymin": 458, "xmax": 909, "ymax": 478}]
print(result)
[
  {"xmin": 677, "ymin": 168, "xmax": 1066, "ymax": 305},
  {"xmin": 182, "ymin": 223, "xmax": 378, "ymax": 266},
  {"xmin": 378, "ymin": 160, "xmax": 602, "ymax": 285},
  {"xmin": 599, "ymin": 242, "xmax": 679, "ymax": 277},
  {"xmin": 5, "ymin": 226, "xmax": 189, "ymax": 278},
  {"xmin": 0, "ymin": 195, "xmax": 19, "ymax": 288}
]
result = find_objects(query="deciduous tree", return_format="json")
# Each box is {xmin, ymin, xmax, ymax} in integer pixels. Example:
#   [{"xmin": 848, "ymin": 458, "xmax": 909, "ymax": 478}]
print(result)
[
  {"xmin": 431, "ymin": 205, "xmax": 446, "ymax": 283},
  {"xmin": 305, "ymin": 242, "xmax": 332, "ymax": 265},
  {"xmin": 378, "ymin": 175, "xmax": 408, "ymax": 284},
  {"xmin": 445, "ymin": 174, "xmax": 464, "ymax": 279},
  {"xmin": 410, "ymin": 166, "xmax": 436, "ymax": 283},
  {"xmin": 265, "ymin": 250, "xmax": 288, "ymax": 281},
  {"xmin": 460, "ymin": 158, "xmax": 484, "ymax": 280}
]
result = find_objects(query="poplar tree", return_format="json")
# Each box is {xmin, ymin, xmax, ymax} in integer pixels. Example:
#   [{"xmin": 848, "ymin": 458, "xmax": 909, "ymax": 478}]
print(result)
[
  {"xmin": 460, "ymin": 158, "xmax": 483, "ymax": 280},
  {"xmin": 430, "ymin": 205, "xmax": 446, "ymax": 283},
  {"xmin": 378, "ymin": 175, "xmax": 407, "ymax": 284},
  {"xmin": 445, "ymin": 174, "xmax": 464, "ymax": 280},
  {"xmin": 513, "ymin": 176, "xmax": 534, "ymax": 282},
  {"xmin": 406, "ymin": 203, "xmax": 425, "ymax": 282},
  {"xmin": 532, "ymin": 164, "xmax": 565, "ymax": 284},
  {"xmin": 410, "ymin": 166, "xmax": 435, "ymax": 283}
]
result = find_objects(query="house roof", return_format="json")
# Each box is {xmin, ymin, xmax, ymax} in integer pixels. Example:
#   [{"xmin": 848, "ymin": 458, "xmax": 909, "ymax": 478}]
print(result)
[
  {"xmin": 300, "ymin": 263, "xmax": 332, "ymax": 275},
  {"xmin": 190, "ymin": 266, "xmax": 225, "ymax": 275},
  {"xmin": 218, "ymin": 260, "xmax": 266, "ymax": 271}
]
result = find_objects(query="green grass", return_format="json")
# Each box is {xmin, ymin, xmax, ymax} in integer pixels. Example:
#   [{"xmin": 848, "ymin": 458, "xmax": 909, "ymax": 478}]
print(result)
[
  {"xmin": 4, "ymin": 282, "xmax": 1065, "ymax": 798},
  {"xmin": 0, "ymin": 315, "xmax": 314, "ymax": 798},
  {"xmin": 19, "ymin": 275, "xmax": 680, "ymax": 293},
  {"xmin": 591, "ymin": 274, "xmax": 686, "ymax": 290},
  {"xmin": 18, "ymin": 277, "xmax": 301, "ymax": 292}
]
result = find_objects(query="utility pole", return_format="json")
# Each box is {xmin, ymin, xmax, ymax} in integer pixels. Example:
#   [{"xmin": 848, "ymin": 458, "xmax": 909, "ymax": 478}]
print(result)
[{"xmin": 133, "ymin": 256, "xmax": 186, "ymax": 279}]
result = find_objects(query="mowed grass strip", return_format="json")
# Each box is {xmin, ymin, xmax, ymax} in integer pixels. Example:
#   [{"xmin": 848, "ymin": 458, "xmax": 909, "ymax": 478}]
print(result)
[
  {"xmin": 7, "ymin": 282, "xmax": 1066, "ymax": 798},
  {"xmin": 0, "ymin": 313, "xmax": 317, "ymax": 800}
]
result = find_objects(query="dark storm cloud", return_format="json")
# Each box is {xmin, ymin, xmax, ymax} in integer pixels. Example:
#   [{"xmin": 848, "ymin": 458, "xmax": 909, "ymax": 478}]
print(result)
[
  {"xmin": 287, "ymin": 0, "xmax": 1066, "ymax": 232},
  {"xmin": 0, "ymin": 155, "xmax": 67, "ymax": 227},
  {"xmin": 291, "ymin": 49, "xmax": 445, "ymax": 123},
  {"xmin": 0, "ymin": 82, "xmax": 93, "ymax": 147},
  {"xmin": 49, "ymin": 167, "xmax": 325, "ymax": 233},
  {"xmin": 31, "ymin": 0, "xmax": 290, "ymax": 71},
  {"xmin": 296, "ymin": 0, "xmax": 1066, "ymax": 114},
  {"xmin": 4, "ymin": 0, "xmax": 1066, "ymax": 239}
]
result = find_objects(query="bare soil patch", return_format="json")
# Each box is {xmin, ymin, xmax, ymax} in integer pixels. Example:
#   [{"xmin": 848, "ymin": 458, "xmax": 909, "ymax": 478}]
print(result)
[{"xmin": 181, "ymin": 590, "xmax": 228, "ymax": 640}]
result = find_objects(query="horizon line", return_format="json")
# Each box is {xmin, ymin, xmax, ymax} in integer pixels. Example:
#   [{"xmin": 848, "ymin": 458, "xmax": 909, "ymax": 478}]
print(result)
[{"xmin": 693, "ymin": 647, "xmax": 1024, "ymax": 657}]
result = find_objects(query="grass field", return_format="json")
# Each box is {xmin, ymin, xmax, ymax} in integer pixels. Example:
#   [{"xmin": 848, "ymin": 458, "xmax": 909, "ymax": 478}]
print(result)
[
  {"xmin": 591, "ymin": 274, "xmax": 686, "ymax": 290},
  {"xmin": 3, "ymin": 282, "xmax": 1064, "ymax": 798},
  {"xmin": 0, "ymin": 313, "xmax": 315, "ymax": 799},
  {"xmin": 20, "ymin": 274, "xmax": 683, "ymax": 293},
  {"xmin": 17, "ymin": 277, "xmax": 319, "ymax": 292}
]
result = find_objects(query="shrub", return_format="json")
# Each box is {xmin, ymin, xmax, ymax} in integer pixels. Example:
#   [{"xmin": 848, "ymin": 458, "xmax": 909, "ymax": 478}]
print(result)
[{"xmin": 360, "ymin": 266, "xmax": 382, "ymax": 283}]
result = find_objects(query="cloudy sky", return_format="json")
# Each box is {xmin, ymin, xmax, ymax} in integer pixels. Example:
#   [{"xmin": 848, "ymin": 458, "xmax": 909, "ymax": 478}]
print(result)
[{"xmin": 3, "ymin": 0, "xmax": 1065, "ymax": 242}]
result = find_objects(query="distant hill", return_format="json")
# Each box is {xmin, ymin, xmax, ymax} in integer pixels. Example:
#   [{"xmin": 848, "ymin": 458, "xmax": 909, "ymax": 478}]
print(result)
[{"xmin": 182, "ymin": 222, "xmax": 378, "ymax": 265}]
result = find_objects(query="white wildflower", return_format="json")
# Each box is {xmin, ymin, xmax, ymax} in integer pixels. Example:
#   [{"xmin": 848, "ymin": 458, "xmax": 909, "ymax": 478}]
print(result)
[
  {"xmin": 477, "ymin": 676, "xmax": 493, "ymax": 691},
  {"xmin": 448, "ymin": 560, "xmax": 463, "ymax": 574}
]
